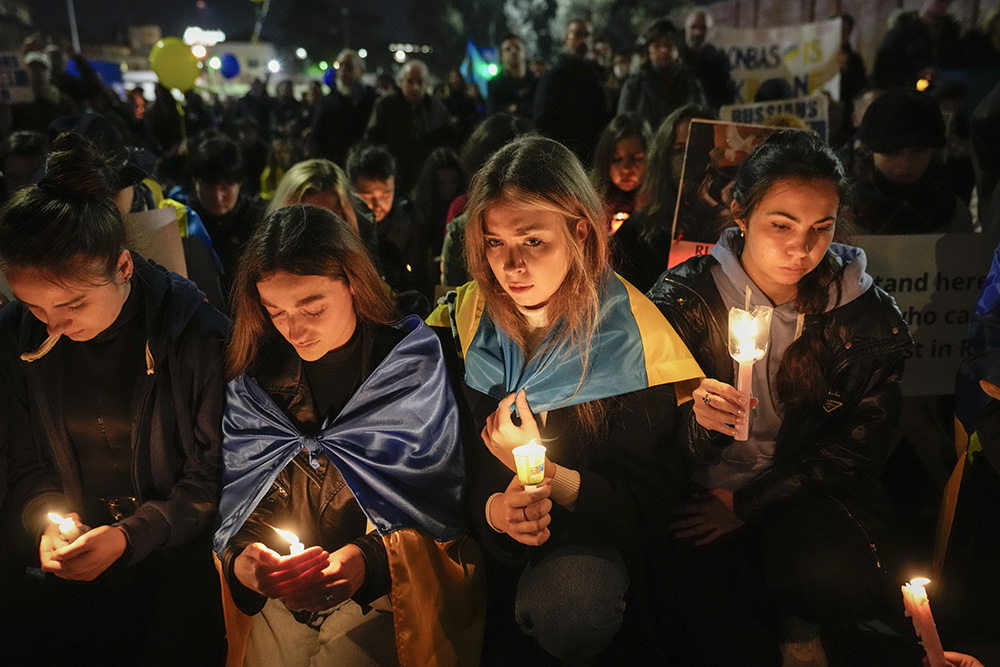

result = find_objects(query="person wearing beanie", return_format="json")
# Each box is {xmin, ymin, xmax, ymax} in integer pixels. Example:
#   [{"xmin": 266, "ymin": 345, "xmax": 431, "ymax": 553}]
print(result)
[
  {"xmin": 851, "ymin": 88, "xmax": 973, "ymax": 234},
  {"xmin": 619, "ymin": 18, "xmax": 707, "ymax": 130}
]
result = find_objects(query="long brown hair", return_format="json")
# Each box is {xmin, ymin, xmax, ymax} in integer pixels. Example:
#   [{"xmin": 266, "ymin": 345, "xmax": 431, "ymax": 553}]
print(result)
[
  {"xmin": 227, "ymin": 204, "xmax": 395, "ymax": 378},
  {"xmin": 464, "ymin": 135, "xmax": 610, "ymax": 431}
]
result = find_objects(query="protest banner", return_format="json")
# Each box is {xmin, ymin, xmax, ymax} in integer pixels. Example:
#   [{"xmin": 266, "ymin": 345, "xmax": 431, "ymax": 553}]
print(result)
[
  {"xmin": 0, "ymin": 52, "xmax": 32, "ymax": 104},
  {"xmin": 715, "ymin": 18, "xmax": 842, "ymax": 104},
  {"xmin": 667, "ymin": 119, "xmax": 779, "ymax": 265},
  {"xmin": 853, "ymin": 233, "xmax": 998, "ymax": 396},
  {"xmin": 720, "ymin": 94, "xmax": 829, "ymax": 142}
]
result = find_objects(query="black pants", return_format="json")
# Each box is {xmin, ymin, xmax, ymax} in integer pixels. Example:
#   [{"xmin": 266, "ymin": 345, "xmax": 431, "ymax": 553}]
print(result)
[
  {"xmin": 671, "ymin": 494, "xmax": 924, "ymax": 667},
  {"xmin": 4, "ymin": 529, "xmax": 225, "ymax": 667}
]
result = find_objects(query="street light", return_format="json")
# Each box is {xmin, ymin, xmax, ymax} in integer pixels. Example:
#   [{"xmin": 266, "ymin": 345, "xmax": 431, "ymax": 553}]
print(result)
[
  {"xmin": 209, "ymin": 56, "xmax": 221, "ymax": 69},
  {"xmin": 268, "ymin": 59, "xmax": 281, "ymax": 73},
  {"xmin": 191, "ymin": 44, "xmax": 207, "ymax": 59},
  {"xmin": 295, "ymin": 47, "xmax": 307, "ymax": 59},
  {"xmin": 358, "ymin": 48, "xmax": 367, "ymax": 58},
  {"xmin": 394, "ymin": 50, "xmax": 406, "ymax": 63}
]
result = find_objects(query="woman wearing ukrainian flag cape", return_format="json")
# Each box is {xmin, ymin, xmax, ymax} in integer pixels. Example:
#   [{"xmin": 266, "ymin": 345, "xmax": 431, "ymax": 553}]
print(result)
[
  {"xmin": 214, "ymin": 205, "xmax": 483, "ymax": 666},
  {"xmin": 428, "ymin": 135, "xmax": 702, "ymax": 664}
]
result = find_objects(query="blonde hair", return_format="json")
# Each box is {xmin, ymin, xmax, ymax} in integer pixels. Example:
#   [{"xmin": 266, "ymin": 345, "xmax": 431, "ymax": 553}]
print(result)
[
  {"xmin": 465, "ymin": 137, "xmax": 611, "ymax": 430},
  {"xmin": 267, "ymin": 159, "xmax": 360, "ymax": 236}
]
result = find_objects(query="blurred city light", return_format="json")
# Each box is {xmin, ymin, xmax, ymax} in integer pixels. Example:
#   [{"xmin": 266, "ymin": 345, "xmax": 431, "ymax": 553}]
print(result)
[
  {"xmin": 268, "ymin": 59, "xmax": 281, "ymax": 73},
  {"xmin": 358, "ymin": 48, "xmax": 368, "ymax": 58},
  {"xmin": 295, "ymin": 47, "xmax": 307, "ymax": 59}
]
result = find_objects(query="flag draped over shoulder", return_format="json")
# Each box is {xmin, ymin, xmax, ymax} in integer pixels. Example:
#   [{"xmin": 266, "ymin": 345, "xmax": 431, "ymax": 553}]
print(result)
[
  {"xmin": 427, "ymin": 273, "xmax": 702, "ymax": 411},
  {"xmin": 214, "ymin": 315, "xmax": 484, "ymax": 666}
]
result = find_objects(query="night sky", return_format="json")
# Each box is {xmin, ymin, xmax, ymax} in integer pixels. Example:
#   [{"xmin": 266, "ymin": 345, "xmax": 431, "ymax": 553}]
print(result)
[{"xmin": 28, "ymin": 0, "xmax": 413, "ymax": 46}]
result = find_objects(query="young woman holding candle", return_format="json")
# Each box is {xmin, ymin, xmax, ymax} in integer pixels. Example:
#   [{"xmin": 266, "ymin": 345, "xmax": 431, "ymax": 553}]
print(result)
[
  {"xmin": 213, "ymin": 204, "xmax": 483, "ymax": 667},
  {"xmin": 0, "ymin": 132, "xmax": 229, "ymax": 664},
  {"xmin": 427, "ymin": 134, "xmax": 702, "ymax": 664},
  {"xmin": 647, "ymin": 130, "xmax": 922, "ymax": 666}
]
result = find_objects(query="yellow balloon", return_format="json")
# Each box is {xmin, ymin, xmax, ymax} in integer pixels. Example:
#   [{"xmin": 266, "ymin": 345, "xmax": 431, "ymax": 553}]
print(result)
[{"xmin": 149, "ymin": 37, "xmax": 201, "ymax": 92}]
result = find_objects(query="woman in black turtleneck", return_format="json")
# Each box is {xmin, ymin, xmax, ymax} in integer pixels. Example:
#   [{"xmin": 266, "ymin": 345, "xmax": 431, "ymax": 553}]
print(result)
[{"xmin": 0, "ymin": 132, "xmax": 230, "ymax": 665}]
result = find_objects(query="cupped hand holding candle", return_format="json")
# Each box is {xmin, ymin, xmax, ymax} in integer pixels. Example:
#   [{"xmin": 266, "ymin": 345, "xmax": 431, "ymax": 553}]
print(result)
[
  {"xmin": 727, "ymin": 304, "xmax": 773, "ymax": 441},
  {"xmin": 482, "ymin": 390, "xmax": 544, "ymax": 474},
  {"xmin": 47, "ymin": 512, "xmax": 88, "ymax": 543},
  {"xmin": 901, "ymin": 577, "xmax": 946, "ymax": 667}
]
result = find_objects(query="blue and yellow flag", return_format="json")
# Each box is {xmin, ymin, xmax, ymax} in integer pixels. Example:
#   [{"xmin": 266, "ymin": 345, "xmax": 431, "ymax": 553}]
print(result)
[
  {"xmin": 215, "ymin": 316, "xmax": 484, "ymax": 666},
  {"xmin": 427, "ymin": 273, "xmax": 702, "ymax": 410}
]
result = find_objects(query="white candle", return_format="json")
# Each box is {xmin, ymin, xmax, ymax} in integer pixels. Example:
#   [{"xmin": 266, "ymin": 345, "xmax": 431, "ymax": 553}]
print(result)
[
  {"xmin": 512, "ymin": 440, "xmax": 546, "ymax": 491},
  {"xmin": 47, "ymin": 512, "xmax": 81, "ymax": 542},
  {"xmin": 272, "ymin": 526, "xmax": 305, "ymax": 555},
  {"xmin": 901, "ymin": 578, "xmax": 946, "ymax": 667},
  {"xmin": 728, "ymin": 304, "xmax": 773, "ymax": 442}
]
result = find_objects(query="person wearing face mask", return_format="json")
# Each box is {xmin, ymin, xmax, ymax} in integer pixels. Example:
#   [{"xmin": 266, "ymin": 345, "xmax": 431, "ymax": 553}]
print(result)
[
  {"xmin": 648, "ymin": 130, "xmax": 924, "ymax": 667},
  {"xmin": 619, "ymin": 19, "xmax": 707, "ymax": 132},
  {"xmin": 850, "ymin": 88, "xmax": 973, "ymax": 235},
  {"xmin": 428, "ymin": 135, "xmax": 702, "ymax": 664},
  {"xmin": 0, "ymin": 132, "xmax": 229, "ymax": 665}
]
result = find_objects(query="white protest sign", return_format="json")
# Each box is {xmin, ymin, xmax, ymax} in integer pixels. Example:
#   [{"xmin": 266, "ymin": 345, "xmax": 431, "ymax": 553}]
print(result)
[
  {"xmin": 863, "ymin": 233, "xmax": 999, "ymax": 396},
  {"xmin": 716, "ymin": 18, "xmax": 842, "ymax": 104},
  {"xmin": 720, "ymin": 95, "xmax": 829, "ymax": 141},
  {"xmin": 0, "ymin": 52, "xmax": 32, "ymax": 104}
]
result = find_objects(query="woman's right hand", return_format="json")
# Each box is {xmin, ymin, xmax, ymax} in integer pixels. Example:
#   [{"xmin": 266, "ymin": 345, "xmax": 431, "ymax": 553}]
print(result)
[
  {"xmin": 233, "ymin": 542, "xmax": 331, "ymax": 599},
  {"xmin": 692, "ymin": 378, "xmax": 755, "ymax": 437},
  {"xmin": 489, "ymin": 476, "xmax": 553, "ymax": 547}
]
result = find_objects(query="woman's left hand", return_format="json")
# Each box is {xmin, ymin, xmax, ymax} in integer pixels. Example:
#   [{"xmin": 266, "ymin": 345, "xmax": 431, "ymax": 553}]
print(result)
[
  {"xmin": 481, "ymin": 390, "xmax": 542, "ymax": 473},
  {"xmin": 280, "ymin": 544, "xmax": 367, "ymax": 612},
  {"xmin": 670, "ymin": 489, "xmax": 744, "ymax": 546},
  {"xmin": 41, "ymin": 525, "xmax": 127, "ymax": 581}
]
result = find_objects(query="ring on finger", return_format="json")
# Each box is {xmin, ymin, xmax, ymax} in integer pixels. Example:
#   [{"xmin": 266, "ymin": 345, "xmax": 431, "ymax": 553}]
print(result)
[
  {"xmin": 702, "ymin": 394, "xmax": 711, "ymax": 405},
  {"xmin": 522, "ymin": 507, "xmax": 529, "ymax": 522}
]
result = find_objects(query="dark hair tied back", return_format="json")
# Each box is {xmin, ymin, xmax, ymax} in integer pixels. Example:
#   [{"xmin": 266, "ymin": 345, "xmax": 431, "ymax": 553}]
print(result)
[
  {"xmin": 729, "ymin": 130, "xmax": 854, "ymax": 409},
  {"xmin": 0, "ymin": 132, "xmax": 125, "ymax": 283}
]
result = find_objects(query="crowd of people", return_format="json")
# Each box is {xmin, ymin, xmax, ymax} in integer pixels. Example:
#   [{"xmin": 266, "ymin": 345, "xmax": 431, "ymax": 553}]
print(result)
[{"xmin": 0, "ymin": 0, "xmax": 999, "ymax": 665}]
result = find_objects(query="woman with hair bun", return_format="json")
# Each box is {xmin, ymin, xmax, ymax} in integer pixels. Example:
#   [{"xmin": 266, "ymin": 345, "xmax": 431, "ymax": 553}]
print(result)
[
  {"xmin": 0, "ymin": 132, "xmax": 229, "ymax": 665},
  {"xmin": 648, "ymin": 130, "xmax": 922, "ymax": 665}
]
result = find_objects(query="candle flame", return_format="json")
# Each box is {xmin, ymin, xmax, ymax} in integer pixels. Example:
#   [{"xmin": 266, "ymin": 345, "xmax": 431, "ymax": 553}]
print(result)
[
  {"xmin": 272, "ymin": 526, "xmax": 300, "ymax": 545},
  {"xmin": 909, "ymin": 577, "xmax": 931, "ymax": 587},
  {"xmin": 48, "ymin": 512, "xmax": 66, "ymax": 523},
  {"xmin": 610, "ymin": 212, "xmax": 629, "ymax": 235}
]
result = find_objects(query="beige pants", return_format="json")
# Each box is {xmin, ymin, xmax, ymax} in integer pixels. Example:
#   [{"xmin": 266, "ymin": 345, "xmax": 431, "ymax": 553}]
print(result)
[{"xmin": 244, "ymin": 596, "xmax": 399, "ymax": 667}]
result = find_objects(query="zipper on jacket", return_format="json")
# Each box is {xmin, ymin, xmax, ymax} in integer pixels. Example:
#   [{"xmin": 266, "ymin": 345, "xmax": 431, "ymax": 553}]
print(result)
[
  {"xmin": 828, "ymin": 495, "xmax": 884, "ymax": 573},
  {"xmin": 130, "ymin": 374, "xmax": 157, "ymax": 505}
]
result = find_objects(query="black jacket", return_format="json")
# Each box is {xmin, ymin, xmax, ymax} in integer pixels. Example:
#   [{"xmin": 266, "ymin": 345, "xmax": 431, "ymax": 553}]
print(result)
[
  {"xmin": 219, "ymin": 325, "xmax": 402, "ymax": 616},
  {"xmin": 647, "ymin": 255, "xmax": 913, "ymax": 524},
  {"xmin": 3, "ymin": 256, "xmax": 230, "ymax": 564},
  {"xmin": 618, "ymin": 61, "xmax": 707, "ymax": 131}
]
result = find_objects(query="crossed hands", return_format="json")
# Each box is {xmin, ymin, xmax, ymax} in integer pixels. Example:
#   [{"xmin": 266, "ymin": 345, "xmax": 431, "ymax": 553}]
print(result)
[
  {"xmin": 234, "ymin": 542, "xmax": 366, "ymax": 612},
  {"xmin": 40, "ymin": 513, "xmax": 125, "ymax": 582}
]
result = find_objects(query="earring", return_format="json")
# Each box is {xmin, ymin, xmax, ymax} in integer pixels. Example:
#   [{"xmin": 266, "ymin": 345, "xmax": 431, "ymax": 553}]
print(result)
[{"xmin": 739, "ymin": 227, "xmax": 745, "ymax": 237}]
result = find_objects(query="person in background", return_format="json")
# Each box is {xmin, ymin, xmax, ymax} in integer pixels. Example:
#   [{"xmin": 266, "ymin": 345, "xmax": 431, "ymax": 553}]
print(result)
[
  {"xmin": 185, "ymin": 133, "xmax": 266, "ymax": 281},
  {"xmin": 259, "ymin": 137, "xmax": 299, "ymax": 203},
  {"xmin": 620, "ymin": 18, "xmax": 707, "ymax": 131},
  {"xmin": 590, "ymin": 113, "xmax": 651, "ymax": 229},
  {"xmin": 487, "ymin": 34, "xmax": 536, "ymax": 118},
  {"xmin": 0, "ymin": 132, "xmax": 228, "ymax": 666},
  {"xmin": 312, "ymin": 50, "xmax": 378, "ymax": 167},
  {"xmin": 216, "ymin": 204, "xmax": 483, "ymax": 667},
  {"xmin": 5, "ymin": 50, "xmax": 77, "ymax": 137},
  {"xmin": 683, "ymin": 9, "xmax": 735, "ymax": 110},
  {"xmin": 443, "ymin": 69, "xmax": 480, "ymax": 145},
  {"xmin": 428, "ymin": 134, "xmax": 701, "ymax": 664},
  {"xmin": 873, "ymin": 0, "xmax": 961, "ymax": 88},
  {"xmin": 851, "ymin": 88, "xmax": 973, "ymax": 234},
  {"xmin": 648, "ymin": 130, "xmax": 922, "ymax": 667},
  {"xmin": 411, "ymin": 146, "xmax": 466, "ymax": 262},
  {"xmin": 365, "ymin": 60, "xmax": 452, "ymax": 193},
  {"xmin": 533, "ymin": 18, "xmax": 610, "ymax": 164},
  {"xmin": 0, "ymin": 131, "xmax": 47, "ymax": 201},
  {"xmin": 272, "ymin": 79, "xmax": 303, "ymax": 133},
  {"xmin": 231, "ymin": 78, "xmax": 274, "ymax": 141},
  {"xmin": 348, "ymin": 144, "xmax": 427, "ymax": 297},
  {"xmin": 836, "ymin": 13, "xmax": 868, "ymax": 132}
]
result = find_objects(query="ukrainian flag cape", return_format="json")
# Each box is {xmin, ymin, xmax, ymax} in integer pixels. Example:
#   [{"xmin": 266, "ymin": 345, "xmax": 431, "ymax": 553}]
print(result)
[
  {"xmin": 428, "ymin": 273, "xmax": 702, "ymax": 408},
  {"xmin": 214, "ymin": 316, "xmax": 484, "ymax": 666}
]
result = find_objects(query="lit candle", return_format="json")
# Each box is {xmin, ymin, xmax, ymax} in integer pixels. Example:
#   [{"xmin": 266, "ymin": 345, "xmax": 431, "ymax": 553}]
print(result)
[
  {"xmin": 727, "ymin": 303, "xmax": 773, "ymax": 441},
  {"xmin": 512, "ymin": 440, "xmax": 546, "ymax": 491},
  {"xmin": 47, "ymin": 512, "xmax": 82, "ymax": 542},
  {"xmin": 610, "ymin": 212, "xmax": 630, "ymax": 235},
  {"xmin": 272, "ymin": 526, "xmax": 304, "ymax": 555},
  {"xmin": 901, "ymin": 578, "xmax": 946, "ymax": 667}
]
